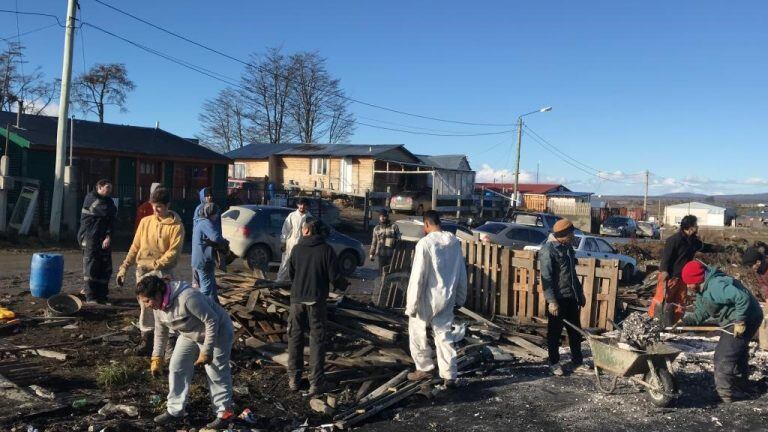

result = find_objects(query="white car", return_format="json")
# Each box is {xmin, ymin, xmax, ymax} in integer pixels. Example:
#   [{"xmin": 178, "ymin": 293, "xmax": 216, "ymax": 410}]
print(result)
[{"xmin": 524, "ymin": 234, "xmax": 637, "ymax": 282}]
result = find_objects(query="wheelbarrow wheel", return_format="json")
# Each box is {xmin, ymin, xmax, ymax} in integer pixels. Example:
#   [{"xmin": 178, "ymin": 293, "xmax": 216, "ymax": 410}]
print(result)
[{"xmin": 645, "ymin": 368, "xmax": 676, "ymax": 407}]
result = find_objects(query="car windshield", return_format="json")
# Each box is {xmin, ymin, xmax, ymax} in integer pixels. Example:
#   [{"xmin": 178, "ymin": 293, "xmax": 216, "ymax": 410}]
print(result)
[
  {"xmin": 475, "ymin": 223, "xmax": 508, "ymax": 234},
  {"xmin": 511, "ymin": 214, "xmax": 539, "ymax": 226},
  {"xmin": 604, "ymin": 217, "xmax": 626, "ymax": 227}
]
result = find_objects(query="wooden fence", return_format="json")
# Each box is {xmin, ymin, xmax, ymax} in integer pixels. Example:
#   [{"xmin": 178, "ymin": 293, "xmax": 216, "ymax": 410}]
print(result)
[{"xmin": 376, "ymin": 239, "xmax": 619, "ymax": 330}]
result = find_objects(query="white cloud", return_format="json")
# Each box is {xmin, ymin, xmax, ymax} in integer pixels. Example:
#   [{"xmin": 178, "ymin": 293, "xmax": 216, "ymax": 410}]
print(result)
[{"xmin": 476, "ymin": 164, "xmax": 534, "ymax": 183}]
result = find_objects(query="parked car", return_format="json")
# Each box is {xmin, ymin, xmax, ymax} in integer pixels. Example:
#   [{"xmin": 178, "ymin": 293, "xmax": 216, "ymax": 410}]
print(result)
[
  {"xmin": 395, "ymin": 218, "xmax": 475, "ymax": 242},
  {"xmin": 286, "ymin": 196, "xmax": 341, "ymax": 226},
  {"xmin": 389, "ymin": 190, "xmax": 432, "ymax": 214},
  {"xmin": 221, "ymin": 205, "xmax": 365, "ymax": 276},
  {"xmin": 599, "ymin": 216, "xmax": 638, "ymax": 238},
  {"xmin": 472, "ymin": 222, "xmax": 549, "ymax": 250},
  {"xmin": 503, "ymin": 211, "xmax": 561, "ymax": 230},
  {"xmin": 524, "ymin": 234, "xmax": 637, "ymax": 282},
  {"xmin": 636, "ymin": 221, "xmax": 660, "ymax": 239}
]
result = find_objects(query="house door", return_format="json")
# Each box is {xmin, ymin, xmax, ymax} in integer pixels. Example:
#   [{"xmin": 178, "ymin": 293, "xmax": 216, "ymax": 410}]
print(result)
[{"xmin": 340, "ymin": 158, "xmax": 354, "ymax": 193}]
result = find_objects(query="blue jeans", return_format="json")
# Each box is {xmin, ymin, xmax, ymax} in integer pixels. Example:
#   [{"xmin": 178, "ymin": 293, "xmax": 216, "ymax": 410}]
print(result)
[{"xmin": 194, "ymin": 268, "xmax": 219, "ymax": 302}]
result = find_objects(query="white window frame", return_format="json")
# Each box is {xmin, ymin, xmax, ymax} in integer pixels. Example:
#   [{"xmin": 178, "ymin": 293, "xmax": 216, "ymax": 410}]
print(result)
[{"xmin": 310, "ymin": 157, "xmax": 328, "ymax": 175}]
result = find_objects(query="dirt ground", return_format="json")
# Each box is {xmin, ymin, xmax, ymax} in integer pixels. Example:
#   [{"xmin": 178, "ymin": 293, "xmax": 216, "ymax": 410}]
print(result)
[{"xmin": 2, "ymin": 221, "xmax": 768, "ymax": 431}]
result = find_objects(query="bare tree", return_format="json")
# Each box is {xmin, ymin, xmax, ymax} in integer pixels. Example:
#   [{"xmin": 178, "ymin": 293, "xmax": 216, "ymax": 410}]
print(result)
[
  {"xmin": 327, "ymin": 97, "xmax": 355, "ymax": 144},
  {"xmin": 72, "ymin": 63, "xmax": 135, "ymax": 122},
  {"xmin": 287, "ymin": 52, "xmax": 354, "ymax": 143},
  {"xmin": 0, "ymin": 42, "xmax": 58, "ymax": 115},
  {"xmin": 197, "ymin": 87, "xmax": 253, "ymax": 153},
  {"xmin": 240, "ymin": 47, "xmax": 293, "ymax": 143}
]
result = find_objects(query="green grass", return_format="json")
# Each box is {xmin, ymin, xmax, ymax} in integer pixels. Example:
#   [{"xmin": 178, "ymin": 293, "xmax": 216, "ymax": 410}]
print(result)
[{"xmin": 95, "ymin": 362, "xmax": 145, "ymax": 390}]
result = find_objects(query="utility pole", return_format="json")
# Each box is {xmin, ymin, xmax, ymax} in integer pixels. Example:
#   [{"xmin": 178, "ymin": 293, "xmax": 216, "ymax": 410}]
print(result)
[
  {"xmin": 49, "ymin": 0, "xmax": 78, "ymax": 241},
  {"xmin": 643, "ymin": 169, "xmax": 649, "ymax": 218},
  {"xmin": 536, "ymin": 161, "xmax": 540, "ymax": 184},
  {"xmin": 512, "ymin": 116, "xmax": 523, "ymax": 209}
]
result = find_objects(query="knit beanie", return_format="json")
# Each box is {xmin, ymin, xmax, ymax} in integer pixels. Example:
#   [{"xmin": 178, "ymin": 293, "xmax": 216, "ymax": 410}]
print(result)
[
  {"xmin": 552, "ymin": 218, "xmax": 574, "ymax": 238},
  {"xmin": 681, "ymin": 261, "xmax": 707, "ymax": 285}
]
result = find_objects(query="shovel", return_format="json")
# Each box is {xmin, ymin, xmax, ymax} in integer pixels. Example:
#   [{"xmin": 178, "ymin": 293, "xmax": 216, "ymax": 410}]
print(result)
[{"xmin": 664, "ymin": 324, "xmax": 734, "ymax": 336}]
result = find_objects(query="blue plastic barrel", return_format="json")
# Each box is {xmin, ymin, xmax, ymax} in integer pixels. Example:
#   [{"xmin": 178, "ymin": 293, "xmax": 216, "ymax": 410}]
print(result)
[{"xmin": 30, "ymin": 253, "xmax": 64, "ymax": 298}]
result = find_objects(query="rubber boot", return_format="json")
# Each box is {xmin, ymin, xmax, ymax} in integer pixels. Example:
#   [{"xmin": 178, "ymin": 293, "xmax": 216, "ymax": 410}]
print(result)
[{"xmin": 134, "ymin": 331, "xmax": 153, "ymax": 356}]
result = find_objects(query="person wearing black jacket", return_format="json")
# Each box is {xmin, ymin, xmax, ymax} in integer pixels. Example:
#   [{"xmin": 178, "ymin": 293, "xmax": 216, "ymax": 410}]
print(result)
[
  {"xmin": 77, "ymin": 179, "xmax": 117, "ymax": 304},
  {"xmin": 539, "ymin": 219, "xmax": 588, "ymax": 376},
  {"xmin": 287, "ymin": 217, "xmax": 347, "ymax": 395},
  {"xmin": 649, "ymin": 215, "xmax": 719, "ymax": 324}
]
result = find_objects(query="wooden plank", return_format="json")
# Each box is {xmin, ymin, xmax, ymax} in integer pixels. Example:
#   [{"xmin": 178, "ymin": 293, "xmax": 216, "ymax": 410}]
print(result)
[
  {"xmin": 467, "ymin": 240, "xmax": 476, "ymax": 306},
  {"xmin": 498, "ymin": 248, "xmax": 511, "ymax": 316},
  {"xmin": 457, "ymin": 306, "xmax": 502, "ymax": 330},
  {"xmin": 489, "ymin": 244, "xmax": 499, "ymax": 315},
  {"xmin": 580, "ymin": 259, "xmax": 597, "ymax": 328},
  {"xmin": 504, "ymin": 335, "xmax": 548, "ymax": 358},
  {"xmin": 482, "ymin": 242, "xmax": 491, "ymax": 314}
]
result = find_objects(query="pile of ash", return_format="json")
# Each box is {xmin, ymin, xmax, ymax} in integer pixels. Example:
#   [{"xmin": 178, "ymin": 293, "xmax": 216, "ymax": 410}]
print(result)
[{"xmin": 619, "ymin": 312, "xmax": 663, "ymax": 350}]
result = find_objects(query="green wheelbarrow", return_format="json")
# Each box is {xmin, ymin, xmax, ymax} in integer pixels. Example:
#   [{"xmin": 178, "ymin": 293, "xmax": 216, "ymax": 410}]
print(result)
[{"xmin": 563, "ymin": 320, "xmax": 681, "ymax": 407}]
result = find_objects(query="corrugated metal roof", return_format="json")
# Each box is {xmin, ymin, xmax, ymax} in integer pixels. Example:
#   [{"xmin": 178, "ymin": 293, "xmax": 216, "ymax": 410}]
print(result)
[
  {"xmin": 226, "ymin": 143, "xmax": 407, "ymax": 159},
  {"xmin": 415, "ymin": 154, "xmax": 471, "ymax": 171},
  {"xmin": 665, "ymin": 201, "xmax": 726, "ymax": 211},
  {"xmin": 0, "ymin": 111, "xmax": 230, "ymax": 162},
  {"xmin": 475, "ymin": 183, "xmax": 570, "ymax": 194}
]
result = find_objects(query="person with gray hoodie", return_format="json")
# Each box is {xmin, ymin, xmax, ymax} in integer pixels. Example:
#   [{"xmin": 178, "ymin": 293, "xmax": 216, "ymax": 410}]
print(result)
[{"xmin": 136, "ymin": 273, "xmax": 235, "ymax": 429}]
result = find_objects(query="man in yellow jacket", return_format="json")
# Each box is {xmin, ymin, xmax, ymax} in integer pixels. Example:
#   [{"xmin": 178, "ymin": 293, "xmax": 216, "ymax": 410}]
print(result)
[{"xmin": 117, "ymin": 187, "xmax": 184, "ymax": 355}]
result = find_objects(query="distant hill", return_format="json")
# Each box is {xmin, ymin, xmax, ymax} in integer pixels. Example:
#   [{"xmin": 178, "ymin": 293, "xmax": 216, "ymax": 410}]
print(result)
[
  {"xmin": 599, "ymin": 191, "xmax": 768, "ymax": 204},
  {"xmin": 659, "ymin": 192, "xmax": 709, "ymax": 199}
]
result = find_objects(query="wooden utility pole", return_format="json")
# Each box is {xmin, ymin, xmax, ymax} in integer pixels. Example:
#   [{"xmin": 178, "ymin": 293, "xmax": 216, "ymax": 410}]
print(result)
[
  {"xmin": 643, "ymin": 170, "xmax": 649, "ymax": 218},
  {"xmin": 512, "ymin": 116, "xmax": 523, "ymax": 209},
  {"xmin": 49, "ymin": 0, "xmax": 78, "ymax": 241}
]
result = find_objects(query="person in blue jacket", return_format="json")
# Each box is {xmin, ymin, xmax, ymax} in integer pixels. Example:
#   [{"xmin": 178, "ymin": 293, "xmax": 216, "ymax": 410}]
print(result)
[
  {"xmin": 192, "ymin": 203, "xmax": 229, "ymax": 302},
  {"xmin": 679, "ymin": 260, "xmax": 764, "ymax": 402},
  {"xmin": 194, "ymin": 187, "xmax": 221, "ymax": 232}
]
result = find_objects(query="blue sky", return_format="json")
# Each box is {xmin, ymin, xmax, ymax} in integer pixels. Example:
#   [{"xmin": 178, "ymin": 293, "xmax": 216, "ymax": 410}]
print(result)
[{"xmin": 2, "ymin": 0, "xmax": 767, "ymax": 195}]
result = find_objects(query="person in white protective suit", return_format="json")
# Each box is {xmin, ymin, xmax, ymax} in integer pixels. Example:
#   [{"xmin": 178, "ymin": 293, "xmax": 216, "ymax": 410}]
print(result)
[
  {"xmin": 276, "ymin": 198, "xmax": 311, "ymax": 281},
  {"xmin": 405, "ymin": 210, "xmax": 467, "ymax": 388}
]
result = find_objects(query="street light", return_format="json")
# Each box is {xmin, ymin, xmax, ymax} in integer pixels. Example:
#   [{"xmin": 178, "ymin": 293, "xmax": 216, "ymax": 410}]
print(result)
[{"xmin": 512, "ymin": 106, "xmax": 552, "ymax": 208}]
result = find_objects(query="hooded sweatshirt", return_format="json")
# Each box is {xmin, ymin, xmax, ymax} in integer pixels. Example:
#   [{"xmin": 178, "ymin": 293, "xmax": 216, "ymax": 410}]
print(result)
[
  {"xmin": 192, "ymin": 210, "xmax": 229, "ymax": 271},
  {"xmin": 135, "ymin": 183, "xmax": 161, "ymax": 231},
  {"xmin": 152, "ymin": 280, "xmax": 232, "ymax": 358},
  {"xmin": 405, "ymin": 231, "xmax": 468, "ymax": 320},
  {"xmin": 121, "ymin": 211, "xmax": 184, "ymax": 273},
  {"xmin": 288, "ymin": 234, "xmax": 341, "ymax": 303},
  {"xmin": 193, "ymin": 187, "xmax": 221, "ymax": 233},
  {"xmin": 683, "ymin": 266, "xmax": 763, "ymax": 327}
]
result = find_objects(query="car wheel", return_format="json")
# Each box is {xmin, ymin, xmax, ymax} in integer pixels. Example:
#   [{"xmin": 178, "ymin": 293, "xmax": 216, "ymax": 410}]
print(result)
[
  {"xmin": 622, "ymin": 263, "xmax": 634, "ymax": 283},
  {"xmin": 338, "ymin": 250, "xmax": 358, "ymax": 276},
  {"xmin": 245, "ymin": 244, "xmax": 271, "ymax": 271}
]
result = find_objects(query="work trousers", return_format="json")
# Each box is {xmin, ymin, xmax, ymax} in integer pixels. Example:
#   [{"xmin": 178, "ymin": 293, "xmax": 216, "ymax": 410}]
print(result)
[
  {"xmin": 546, "ymin": 297, "xmax": 584, "ymax": 366},
  {"xmin": 194, "ymin": 268, "xmax": 219, "ymax": 303},
  {"xmin": 714, "ymin": 319, "xmax": 760, "ymax": 398},
  {"xmin": 276, "ymin": 245, "xmax": 296, "ymax": 282},
  {"xmin": 377, "ymin": 255, "xmax": 392, "ymax": 275},
  {"xmin": 82, "ymin": 243, "xmax": 112, "ymax": 301},
  {"xmin": 409, "ymin": 307, "xmax": 458, "ymax": 380},
  {"xmin": 287, "ymin": 302, "xmax": 327, "ymax": 387},
  {"xmin": 137, "ymin": 267, "xmax": 155, "ymax": 333},
  {"xmin": 166, "ymin": 321, "xmax": 234, "ymax": 417}
]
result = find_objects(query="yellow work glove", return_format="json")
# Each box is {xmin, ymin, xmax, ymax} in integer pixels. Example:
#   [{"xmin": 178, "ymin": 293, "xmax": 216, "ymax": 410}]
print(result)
[
  {"xmin": 150, "ymin": 356, "xmax": 164, "ymax": 378},
  {"xmin": 547, "ymin": 302, "xmax": 559, "ymax": 317},
  {"xmin": 732, "ymin": 321, "xmax": 746, "ymax": 338},
  {"xmin": 116, "ymin": 267, "xmax": 126, "ymax": 287},
  {"xmin": 194, "ymin": 353, "xmax": 212, "ymax": 367}
]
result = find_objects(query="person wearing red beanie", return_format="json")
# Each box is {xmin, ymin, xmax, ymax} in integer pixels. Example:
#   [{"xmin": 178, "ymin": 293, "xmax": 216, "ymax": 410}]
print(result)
[{"xmin": 678, "ymin": 261, "xmax": 763, "ymax": 403}]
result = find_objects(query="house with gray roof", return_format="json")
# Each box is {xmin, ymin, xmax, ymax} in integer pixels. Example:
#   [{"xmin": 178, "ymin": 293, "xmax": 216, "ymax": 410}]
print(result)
[{"xmin": 226, "ymin": 143, "xmax": 475, "ymax": 199}]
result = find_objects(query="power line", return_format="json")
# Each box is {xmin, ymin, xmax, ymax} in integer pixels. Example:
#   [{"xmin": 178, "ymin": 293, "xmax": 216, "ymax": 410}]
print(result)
[
  {"xmin": 0, "ymin": 22, "xmax": 59, "ymax": 42},
  {"xmin": 357, "ymin": 121, "xmax": 515, "ymax": 137},
  {"xmin": 522, "ymin": 129, "xmax": 643, "ymax": 184},
  {"xmin": 0, "ymin": 9, "xmax": 64, "ymax": 27},
  {"xmin": 523, "ymin": 125, "xmax": 605, "ymax": 174},
  {"xmin": 89, "ymin": 0, "xmax": 516, "ymax": 127},
  {"xmin": 84, "ymin": 22, "xmax": 514, "ymax": 139},
  {"xmin": 356, "ymin": 115, "xmax": 505, "ymax": 134}
]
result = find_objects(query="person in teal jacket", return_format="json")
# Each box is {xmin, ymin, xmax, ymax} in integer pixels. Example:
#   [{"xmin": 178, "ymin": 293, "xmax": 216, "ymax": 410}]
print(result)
[{"xmin": 679, "ymin": 260, "xmax": 764, "ymax": 402}]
